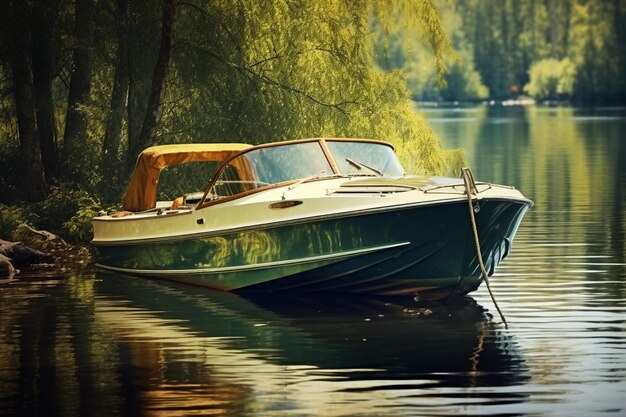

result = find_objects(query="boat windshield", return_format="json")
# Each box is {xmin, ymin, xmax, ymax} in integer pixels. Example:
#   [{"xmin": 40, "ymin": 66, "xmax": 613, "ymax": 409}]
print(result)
[
  {"xmin": 203, "ymin": 139, "xmax": 405, "ymax": 203},
  {"xmin": 208, "ymin": 141, "xmax": 333, "ymax": 198},
  {"xmin": 326, "ymin": 140, "xmax": 404, "ymax": 177}
]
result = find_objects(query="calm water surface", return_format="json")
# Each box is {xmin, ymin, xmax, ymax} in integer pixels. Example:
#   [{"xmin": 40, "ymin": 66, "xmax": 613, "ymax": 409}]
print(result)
[{"xmin": 1, "ymin": 105, "xmax": 625, "ymax": 416}]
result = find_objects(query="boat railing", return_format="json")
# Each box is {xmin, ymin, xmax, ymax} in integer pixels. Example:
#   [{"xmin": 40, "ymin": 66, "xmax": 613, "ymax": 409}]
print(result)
[{"xmin": 419, "ymin": 182, "xmax": 494, "ymax": 194}]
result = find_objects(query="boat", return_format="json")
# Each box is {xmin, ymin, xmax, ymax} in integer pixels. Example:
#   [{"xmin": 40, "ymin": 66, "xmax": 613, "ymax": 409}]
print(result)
[{"xmin": 92, "ymin": 138, "xmax": 533, "ymax": 299}]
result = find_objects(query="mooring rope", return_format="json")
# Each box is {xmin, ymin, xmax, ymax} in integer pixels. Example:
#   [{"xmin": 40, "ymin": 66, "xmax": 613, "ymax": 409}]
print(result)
[{"xmin": 461, "ymin": 168, "xmax": 509, "ymax": 329}]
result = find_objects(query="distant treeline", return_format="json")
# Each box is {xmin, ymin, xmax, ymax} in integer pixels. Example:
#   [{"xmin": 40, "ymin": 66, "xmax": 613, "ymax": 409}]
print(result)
[{"xmin": 376, "ymin": 0, "xmax": 626, "ymax": 104}]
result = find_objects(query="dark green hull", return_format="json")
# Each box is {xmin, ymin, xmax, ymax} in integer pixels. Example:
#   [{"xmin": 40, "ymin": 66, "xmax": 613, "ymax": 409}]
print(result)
[{"xmin": 95, "ymin": 199, "xmax": 530, "ymax": 299}]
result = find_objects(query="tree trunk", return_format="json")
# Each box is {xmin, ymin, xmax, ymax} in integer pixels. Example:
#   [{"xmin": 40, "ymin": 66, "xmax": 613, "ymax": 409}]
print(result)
[
  {"xmin": 562, "ymin": 1, "xmax": 572, "ymax": 58},
  {"xmin": 101, "ymin": 0, "xmax": 130, "ymax": 201},
  {"xmin": 127, "ymin": 0, "xmax": 177, "ymax": 174},
  {"xmin": 11, "ymin": 41, "xmax": 48, "ymax": 201},
  {"xmin": 63, "ymin": 0, "xmax": 93, "ymax": 168},
  {"xmin": 612, "ymin": 0, "xmax": 626, "ymax": 99},
  {"xmin": 544, "ymin": 0, "xmax": 556, "ymax": 57},
  {"xmin": 530, "ymin": 0, "xmax": 537, "ymax": 62},
  {"xmin": 2, "ymin": 1, "xmax": 47, "ymax": 200},
  {"xmin": 32, "ymin": 1, "xmax": 60, "ymax": 179},
  {"xmin": 126, "ymin": 56, "xmax": 144, "ymax": 169}
]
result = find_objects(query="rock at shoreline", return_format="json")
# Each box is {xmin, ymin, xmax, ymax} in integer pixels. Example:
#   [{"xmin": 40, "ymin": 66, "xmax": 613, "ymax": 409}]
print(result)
[
  {"xmin": 0, "ymin": 239, "xmax": 54, "ymax": 267},
  {"xmin": 0, "ymin": 227, "xmax": 92, "ymax": 280},
  {"xmin": 0, "ymin": 253, "xmax": 17, "ymax": 280}
]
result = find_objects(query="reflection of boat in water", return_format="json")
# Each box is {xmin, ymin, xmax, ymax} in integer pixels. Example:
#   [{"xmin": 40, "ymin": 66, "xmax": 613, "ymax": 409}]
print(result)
[
  {"xmin": 95, "ymin": 272, "xmax": 528, "ymax": 395},
  {"xmin": 92, "ymin": 138, "xmax": 532, "ymax": 299}
]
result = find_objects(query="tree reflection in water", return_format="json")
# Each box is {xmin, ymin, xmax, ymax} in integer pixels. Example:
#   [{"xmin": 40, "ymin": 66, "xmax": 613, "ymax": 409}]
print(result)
[{"xmin": 0, "ymin": 272, "xmax": 530, "ymax": 417}]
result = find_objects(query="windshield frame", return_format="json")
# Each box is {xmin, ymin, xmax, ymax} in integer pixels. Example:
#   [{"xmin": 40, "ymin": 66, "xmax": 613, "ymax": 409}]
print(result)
[{"xmin": 196, "ymin": 138, "xmax": 398, "ymax": 209}]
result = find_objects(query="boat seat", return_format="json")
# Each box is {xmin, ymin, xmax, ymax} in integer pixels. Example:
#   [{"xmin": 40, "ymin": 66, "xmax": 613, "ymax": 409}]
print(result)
[
  {"xmin": 111, "ymin": 211, "xmax": 133, "ymax": 218},
  {"xmin": 171, "ymin": 191, "xmax": 205, "ymax": 209},
  {"xmin": 171, "ymin": 196, "xmax": 184, "ymax": 209}
]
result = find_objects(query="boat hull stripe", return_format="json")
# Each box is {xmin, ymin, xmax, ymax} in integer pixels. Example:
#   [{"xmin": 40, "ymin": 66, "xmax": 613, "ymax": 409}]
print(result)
[{"xmin": 95, "ymin": 241, "xmax": 411, "ymax": 275}]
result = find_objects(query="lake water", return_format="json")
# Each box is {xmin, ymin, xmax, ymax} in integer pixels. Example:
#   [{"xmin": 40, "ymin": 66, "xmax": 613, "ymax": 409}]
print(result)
[{"xmin": 1, "ymin": 105, "xmax": 625, "ymax": 416}]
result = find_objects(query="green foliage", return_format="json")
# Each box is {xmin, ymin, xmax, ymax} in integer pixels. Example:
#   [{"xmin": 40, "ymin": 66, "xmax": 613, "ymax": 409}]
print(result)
[
  {"xmin": 0, "ymin": 203, "xmax": 39, "ymax": 241},
  {"xmin": 371, "ymin": 0, "xmax": 454, "ymax": 82},
  {"xmin": 525, "ymin": 59, "xmax": 575, "ymax": 100},
  {"xmin": 517, "ymin": 0, "xmax": 626, "ymax": 104},
  {"xmin": 157, "ymin": 161, "xmax": 220, "ymax": 200},
  {"xmin": 567, "ymin": 1, "xmax": 626, "ymax": 103},
  {"xmin": 375, "ymin": 0, "xmax": 488, "ymax": 102},
  {"xmin": 62, "ymin": 194, "xmax": 103, "ymax": 243},
  {"xmin": 0, "ymin": 141, "xmax": 21, "ymax": 201},
  {"xmin": 0, "ymin": 187, "xmax": 104, "ymax": 244},
  {"xmin": 36, "ymin": 184, "xmax": 102, "ymax": 242},
  {"xmin": 162, "ymin": 0, "xmax": 458, "ymax": 174},
  {"xmin": 1, "ymin": 0, "xmax": 463, "ymax": 243},
  {"xmin": 442, "ymin": 61, "xmax": 489, "ymax": 102},
  {"xmin": 376, "ymin": 0, "xmax": 624, "ymax": 103}
]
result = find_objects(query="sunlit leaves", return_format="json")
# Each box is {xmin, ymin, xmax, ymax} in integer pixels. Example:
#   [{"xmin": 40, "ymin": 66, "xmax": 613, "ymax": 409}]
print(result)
[
  {"xmin": 167, "ymin": 0, "xmax": 456, "ymax": 174},
  {"xmin": 525, "ymin": 58, "xmax": 575, "ymax": 100}
]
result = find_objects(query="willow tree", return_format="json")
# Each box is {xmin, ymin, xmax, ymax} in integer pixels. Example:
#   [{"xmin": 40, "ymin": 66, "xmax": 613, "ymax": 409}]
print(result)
[
  {"xmin": 153, "ymin": 0, "xmax": 459, "ymax": 176},
  {"xmin": 0, "ymin": 0, "xmax": 460, "ymax": 205}
]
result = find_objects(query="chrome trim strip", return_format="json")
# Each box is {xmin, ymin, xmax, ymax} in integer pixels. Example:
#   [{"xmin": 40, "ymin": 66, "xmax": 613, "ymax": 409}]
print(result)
[{"xmin": 95, "ymin": 241, "xmax": 411, "ymax": 275}]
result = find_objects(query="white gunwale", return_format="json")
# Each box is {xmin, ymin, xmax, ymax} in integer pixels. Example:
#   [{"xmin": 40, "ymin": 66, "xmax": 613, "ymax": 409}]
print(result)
[{"xmin": 92, "ymin": 194, "xmax": 532, "ymax": 246}]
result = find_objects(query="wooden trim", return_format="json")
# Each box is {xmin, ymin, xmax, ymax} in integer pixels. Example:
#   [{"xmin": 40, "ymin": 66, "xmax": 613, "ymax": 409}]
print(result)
[
  {"xmin": 319, "ymin": 139, "xmax": 341, "ymax": 174},
  {"xmin": 324, "ymin": 137, "xmax": 395, "ymax": 150}
]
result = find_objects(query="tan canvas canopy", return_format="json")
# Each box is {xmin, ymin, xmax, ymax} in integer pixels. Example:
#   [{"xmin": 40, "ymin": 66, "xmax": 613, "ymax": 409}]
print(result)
[{"xmin": 122, "ymin": 143, "xmax": 252, "ymax": 211}]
